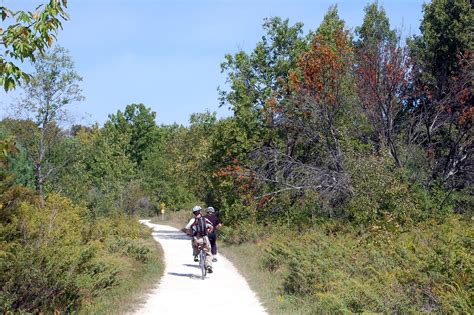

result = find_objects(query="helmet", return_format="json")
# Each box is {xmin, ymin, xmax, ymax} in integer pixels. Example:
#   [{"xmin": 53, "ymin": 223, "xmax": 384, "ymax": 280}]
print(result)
[
  {"xmin": 192, "ymin": 205, "xmax": 202, "ymax": 213},
  {"xmin": 206, "ymin": 206, "xmax": 215, "ymax": 213}
]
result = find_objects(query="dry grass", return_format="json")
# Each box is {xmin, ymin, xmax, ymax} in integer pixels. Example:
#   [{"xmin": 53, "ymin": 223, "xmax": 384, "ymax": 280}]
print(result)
[
  {"xmin": 219, "ymin": 242, "xmax": 307, "ymax": 315},
  {"xmin": 149, "ymin": 210, "xmax": 190, "ymax": 230}
]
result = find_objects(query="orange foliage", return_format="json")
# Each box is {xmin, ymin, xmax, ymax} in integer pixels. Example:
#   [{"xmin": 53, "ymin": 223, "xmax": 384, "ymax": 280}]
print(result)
[
  {"xmin": 292, "ymin": 29, "xmax": 352, "ymax": 107},
  {"xmin": 213, "ymin": 159, "xmax": 259, "ymax": 200}
]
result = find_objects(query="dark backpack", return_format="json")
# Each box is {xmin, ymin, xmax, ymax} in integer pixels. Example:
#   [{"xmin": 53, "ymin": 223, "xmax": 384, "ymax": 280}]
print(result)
[{"xmin": 194, "ymin": 217, "xmax": 207, "ymax": 237}]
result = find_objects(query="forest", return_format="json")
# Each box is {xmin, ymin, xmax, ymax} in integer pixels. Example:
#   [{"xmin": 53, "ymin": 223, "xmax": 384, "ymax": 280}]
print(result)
[{"xmin": 1, "ymin": 0, "xmax": 472, "ymax": 313}]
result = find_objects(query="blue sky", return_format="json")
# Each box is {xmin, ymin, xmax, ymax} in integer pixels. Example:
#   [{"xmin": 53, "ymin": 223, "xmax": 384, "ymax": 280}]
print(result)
[{"xmin": 1, "ymin": 0, "xmax": 427, "ymax": 126}]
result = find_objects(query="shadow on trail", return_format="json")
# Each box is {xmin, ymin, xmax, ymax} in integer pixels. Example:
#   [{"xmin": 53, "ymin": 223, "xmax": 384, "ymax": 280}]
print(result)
[
  {"xmin": 168, "ymin": 272, "xmax": 203, "ymax": 280},
  {"xmin": 183, "ymin": 264, "xmax": 200, "ymax": 269},
  {"xmin": 152, "ymin": 230, "xmax": 189, "ymax": 240}
]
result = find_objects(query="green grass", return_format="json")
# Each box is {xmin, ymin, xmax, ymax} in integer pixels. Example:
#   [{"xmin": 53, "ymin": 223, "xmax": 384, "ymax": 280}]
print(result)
[{"xmin": 79, "ymin": 238, "xmax": 164, "ymax": 315}]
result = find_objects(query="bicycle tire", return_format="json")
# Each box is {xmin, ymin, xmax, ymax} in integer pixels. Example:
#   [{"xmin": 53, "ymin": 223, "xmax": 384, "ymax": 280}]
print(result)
[{"xmin": 199, "ymin": 249, "xmax": 206, "ymax": 280}]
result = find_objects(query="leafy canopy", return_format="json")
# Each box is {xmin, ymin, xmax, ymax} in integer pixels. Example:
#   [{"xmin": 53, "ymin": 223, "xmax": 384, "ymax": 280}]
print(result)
[{"xmin": 1, "ymin": 1, "xmax": 68, "ymax": 92}]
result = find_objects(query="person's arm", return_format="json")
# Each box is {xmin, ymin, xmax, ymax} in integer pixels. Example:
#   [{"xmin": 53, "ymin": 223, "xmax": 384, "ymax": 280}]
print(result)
[
  {"xmin": 216, "ymin": 218, "xmax": 223, "ymax": 230},
  {"xmin": 185, "ymin": 218, "xmax": 194, "ymax": 235},
  {"xmin": 205, "ymin": 218, "xmax": 214, "ymax": 234}
]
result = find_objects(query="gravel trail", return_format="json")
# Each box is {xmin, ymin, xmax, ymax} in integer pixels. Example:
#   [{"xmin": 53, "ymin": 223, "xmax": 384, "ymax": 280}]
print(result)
[{"xmin": 133, "ymin": 220, "xmax": 267, "ymax": 315}]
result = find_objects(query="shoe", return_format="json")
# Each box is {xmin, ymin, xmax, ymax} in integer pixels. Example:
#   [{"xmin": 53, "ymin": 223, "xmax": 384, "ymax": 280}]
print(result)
[
  {"xmin": 194, "ymin": 256, "xmax": 198, "ymax": 262},
  {"xmin": 212, "ymin": 258, "xmax": 217, "ymax": 262},
  {"xmin": 207, "ymin": 267, "xmax": 213, "ymax": 273}
]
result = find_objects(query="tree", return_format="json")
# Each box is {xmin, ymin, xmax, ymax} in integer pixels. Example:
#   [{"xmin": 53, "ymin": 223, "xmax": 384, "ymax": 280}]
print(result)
[
  {"xmin": 219, "ymin": 17, "xmax": 308, "ymax": 151},
  {"xmin": 217, "ymin": 17, "xmax": 310, "ymax": 211},
  {"xmin": 244, "ymin": 10, "xmax": 355, "ymax": 221},
  {"xmin": 409, "ymin": 0, "xmax": 473, "ymax": 94},
  {"xmin": 142, "ymin": 113, "xmax": 218, "ymax": 210},
  {"xmin": 52, "ymin": 124, "xmax": 138, "ymax": 215},
  {"xmin": 316, "ymin": 5, "xmax": 349, "ymax": 44},
  {"xmin": 1, "ymin": 0, "xmax": 68, "ymax": 92},
  {"xmin": 291, "ymin": 27, "xmax": 352, "ymax": 172},
  {"xmin": 355, "ymin": 1, "xmax": 396, "ymax": 47},
  {"xmin": 105, "ymin": 103, "xmax": 159, "ymax": 168},
  {"xmin": 0, "ymin": 135, "xmax": 36, "ymax": 228},
  {"xmin": 354, "ymin": 2, "xmax": 409, "ymax": 167},
  {"xmin": 407, "ymin": 0, "xmax": 473, "ymax": 188},
  {"xmin": 15, "ymin": 46, "xmax": 84, "ymax": 196},
  {"xmin": 142, "ymin": 125, "xmax": 195, "ymax": 211}
]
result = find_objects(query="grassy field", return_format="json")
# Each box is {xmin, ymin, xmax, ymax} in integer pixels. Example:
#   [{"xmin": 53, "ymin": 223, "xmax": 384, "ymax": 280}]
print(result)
[{"xmin": 79, "ymin": 236, "xmax": 164, "ymax": 315}]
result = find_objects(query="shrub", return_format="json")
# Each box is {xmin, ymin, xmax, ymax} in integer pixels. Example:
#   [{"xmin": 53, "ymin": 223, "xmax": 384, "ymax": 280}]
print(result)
[
  {"xmin": 261, "ymin": 215, "xmax": 473, "ymax": 313},
  {"xmin": 0, "ymin": 195, "xmax": 119, "ymax": 313},
  {"xmin": 106, "ymin": 237, "xmax": 150, "ymax": 263},
  {"xmin": 346, "ymin": 154, "xmax": 453, "ymax": 226},
  {"xmin": 220, "ymin": 221, "xmax": 273, "ymax": 245},
  {"xmin": 0, "ymin": 194, "xmax": 156, "ymax": 313}
]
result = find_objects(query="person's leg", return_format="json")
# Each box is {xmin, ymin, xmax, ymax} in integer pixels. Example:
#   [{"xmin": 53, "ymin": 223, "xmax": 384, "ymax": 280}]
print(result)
[
  {"xmin": 192, "ymin": 237, "xmax": 199, "ymax": 261},
  {"xmin": 203, "ymin": 236, "xmax": 213, "ymax": 271},
  {"xmin": 209, "ymin": 236, "xmax": 217, "ymax": 255}
]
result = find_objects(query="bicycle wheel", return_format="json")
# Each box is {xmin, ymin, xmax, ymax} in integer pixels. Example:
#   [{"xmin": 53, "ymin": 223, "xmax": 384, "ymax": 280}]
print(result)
[{"xmin": 199, "ymin": 249, "xmax": 206, "ymax": 280}]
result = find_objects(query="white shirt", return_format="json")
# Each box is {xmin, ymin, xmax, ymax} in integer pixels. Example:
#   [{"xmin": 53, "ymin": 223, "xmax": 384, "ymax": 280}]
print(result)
[{"xmin": 185, "ymin": 218, "xmax": 195, "ymax": 230}]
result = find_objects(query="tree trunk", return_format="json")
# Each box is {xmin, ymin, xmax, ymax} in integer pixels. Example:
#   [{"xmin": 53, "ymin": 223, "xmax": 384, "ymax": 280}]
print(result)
[{"xmin": 35, "ymin": 131, "xmax": 46, "ymax": 198}]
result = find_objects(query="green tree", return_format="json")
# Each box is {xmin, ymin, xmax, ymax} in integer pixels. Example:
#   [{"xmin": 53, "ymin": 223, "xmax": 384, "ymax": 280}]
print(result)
[
  {"xmin": 355, "ymin": 1, "xmax": 396, "ymax": 47},
  {"xmin": 316, "ymin": 5, "xmax": 350, "ymax": 44},
  {"xmin": 1, "ymin": 1, "xmax": 68, "ymax": 91},
  {"xmin": 54, "ymin": 125, "xmax": 137, "ymax": 215},
  {"xmin": 217, "ymin": 17, "xmax": 310, "ymax": 212},
  {"xmin": 0, "ymin": 123, "xmax": 35, "ymax": 188},
  {"xmin": 105, "ymin": 104, "xmax": 159, "ymax": 168},
  {"xmin": 220, "ymin": 17, "xmax": 308, "ymax": 147},
  {"xmin": 407, "ymin": 0, "xmax": 473, "ymax": 190},
  {"xmin": 143, "ymin": 112, "xmax": 218, "ymax": 209},
  {"xmin": 14, "ymin": 46, "xmax": 83, "ymax": 197},
  {"xmin": 143, "ymin": 123, "xmax": 197, "ymax": 210},
  {"xmin": 410, "ymin": 0, "xmax": 473, "ymax": 93}
]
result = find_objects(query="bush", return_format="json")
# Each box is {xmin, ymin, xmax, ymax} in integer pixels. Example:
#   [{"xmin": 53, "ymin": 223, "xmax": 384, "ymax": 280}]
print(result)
[
  {"xmin": 0, "ymin": 195, "xmax": 119, "ymax": 313},
  {"xmin": 107, "ymin": 237, "xmax": 150, "ymax": 263},
  {"xmin": 220, "ymin": 221, "xmax": 273, "ymax": 245},
  {"xmin": 346, "ymin": 155, "xmax": 453, "ymax": 226},
  {"xmin": 219, "ymin": 201, "xmax": 258, "ymax": 226},
  {"xmin": 0, "ymin": 194, "xmax": 157, "ymax": 313},
  {"xmin": 261, "ymin": 215, "xmax": 473, "ymax": 313}
]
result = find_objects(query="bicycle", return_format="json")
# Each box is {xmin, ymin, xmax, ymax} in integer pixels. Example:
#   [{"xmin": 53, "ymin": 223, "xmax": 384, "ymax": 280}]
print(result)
[
  {"xmin": 185, "ymin": 228, "xmax": 208, "ymax": 280},
  {"xmin": 197, "ymin": 243, "xmax": 207, "ymax": 280}
]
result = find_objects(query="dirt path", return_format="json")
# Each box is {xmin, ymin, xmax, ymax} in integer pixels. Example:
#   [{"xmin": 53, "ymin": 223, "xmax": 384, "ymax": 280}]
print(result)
[{"xmin": 133, "ymin": 220, "xmax": 267, "ymax": 315}]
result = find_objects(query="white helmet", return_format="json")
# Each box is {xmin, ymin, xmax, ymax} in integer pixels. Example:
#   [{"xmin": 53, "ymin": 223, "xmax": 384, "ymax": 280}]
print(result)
[
  {"xmin": 206, "ymin": 206, "xmax": 215, "ymax": 213},
  {"xmin": 192, "ymin": 205, "xmax": 202, "ymax": 213}
]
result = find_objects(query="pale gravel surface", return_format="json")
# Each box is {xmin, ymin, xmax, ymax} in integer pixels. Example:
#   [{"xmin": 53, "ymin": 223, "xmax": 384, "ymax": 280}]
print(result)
[{"xmin": 133, "ymin": 220, "xmax": 267, "ymax": 315}]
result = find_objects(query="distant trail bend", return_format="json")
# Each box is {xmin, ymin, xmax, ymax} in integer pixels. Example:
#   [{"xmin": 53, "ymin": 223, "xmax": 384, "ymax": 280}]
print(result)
[{"xmin": 133, "ymin": 220, "xmax": 267, "ymax": 315}]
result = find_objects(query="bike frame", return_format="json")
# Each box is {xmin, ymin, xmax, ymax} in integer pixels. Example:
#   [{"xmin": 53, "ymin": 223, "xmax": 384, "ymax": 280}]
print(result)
[{"xmin": 198, "ymin": 244, "xmax": 207, "ymax": 280}]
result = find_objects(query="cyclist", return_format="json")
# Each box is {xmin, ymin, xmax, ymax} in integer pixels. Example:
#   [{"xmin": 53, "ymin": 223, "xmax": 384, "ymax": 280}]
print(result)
[
  {"xmin": 185, "ymin": 205, "xmax": 214, "ymax": 273},
  {"xmin": 205, "ymin": 206, "xmax": 222, "ymax": 262}
]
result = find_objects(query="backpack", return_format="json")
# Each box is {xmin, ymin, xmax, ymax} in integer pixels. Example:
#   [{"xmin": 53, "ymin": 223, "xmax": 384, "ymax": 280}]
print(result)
[{"xmin": 194, "ymin": 217, "xmax": 208, "ymax": 237}]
